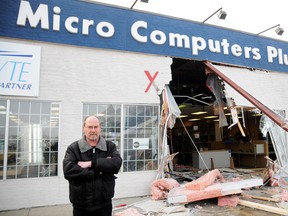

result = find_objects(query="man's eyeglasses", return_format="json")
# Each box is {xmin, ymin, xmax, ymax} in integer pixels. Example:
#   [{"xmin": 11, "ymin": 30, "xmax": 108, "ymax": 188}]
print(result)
[{"xmin": 85, "ymin": 126, "xmax": 99, "ymax": 130}]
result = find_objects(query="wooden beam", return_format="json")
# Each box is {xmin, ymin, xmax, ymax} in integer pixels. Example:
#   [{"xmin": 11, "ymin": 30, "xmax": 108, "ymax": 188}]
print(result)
[
  {"xmin": 230, "ymin": 157, "xmax": 235, "ymax": 169},
  {"xmin": 242, "ymin": 193, "xmax": 280, "ymax": 202},
  {"xmin": 203, "ymin": 61, "xmax": 288, "ymax": 132},
  {"xmin": 238, "ymin": 199, "xmax": 288, "ymax": 215},
  {"xmin": 210, "ymin": 158, "xmax": 215, "ymax": 170}
]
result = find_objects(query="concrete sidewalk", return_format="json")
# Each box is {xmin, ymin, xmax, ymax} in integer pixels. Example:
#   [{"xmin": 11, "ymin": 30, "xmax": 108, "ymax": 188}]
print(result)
[
  {"xmin": 1, "ymin": 195, "xmax": 284, "ymax": 216},
  {"xmin": 0, "ymin": 196, "xmax": 149, "ymax": 216}
]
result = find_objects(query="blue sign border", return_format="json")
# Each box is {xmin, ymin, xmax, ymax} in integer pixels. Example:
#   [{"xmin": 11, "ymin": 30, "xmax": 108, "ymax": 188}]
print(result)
[{"xmin": 1, "ymin": 0, "xmax": 288, "ymax": 72}]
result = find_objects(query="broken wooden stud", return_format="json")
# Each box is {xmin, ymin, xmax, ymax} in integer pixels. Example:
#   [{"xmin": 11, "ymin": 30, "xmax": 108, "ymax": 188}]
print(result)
[
  {"xmin": 230, "ymin": 157, "xmax": 235, "ymax": 169},
  {"xmin": 238, "ymin": 199, "xmax": 288, "ymax": 215},
  {"xmin": 210, "ymin": 158, "xmax": 215, "ymax": 170},
  {"xmin": 241, "ymin": 193, "xmax": 280, "ymax": 202}
]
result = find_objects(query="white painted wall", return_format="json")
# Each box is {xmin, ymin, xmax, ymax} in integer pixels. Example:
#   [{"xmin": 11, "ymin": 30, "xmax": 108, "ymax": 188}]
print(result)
[{"xmin": 0, "ymin": 38, "xmax": 172, "ymax": 211}]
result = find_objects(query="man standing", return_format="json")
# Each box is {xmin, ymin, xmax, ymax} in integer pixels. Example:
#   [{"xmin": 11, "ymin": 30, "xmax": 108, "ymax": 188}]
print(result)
[{"xmin": 63, "ymin": 116, "xmax": 122, "ymax": 216}]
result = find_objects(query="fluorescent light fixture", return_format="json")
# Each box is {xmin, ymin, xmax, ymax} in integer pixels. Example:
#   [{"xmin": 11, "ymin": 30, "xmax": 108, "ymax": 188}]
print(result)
[
  {"xmin": 188, "ymin": 118, "xmax": 201, "ymax": 121},
  {"xmin": 204, "ymin": 116, "xmax": 218, "ymax": 119},
  {"xmin": 191, "ymin": 111, "xmax": 208, "ymax": 115},
  {"xmin": 251, "ymin": 113, "xmax": 262, "ymax": 116},
  {"xmin": 96, "ymin": 113, "xmax": 105, "ymax": 117},
  {"xmin": 9, "ymin": 115, "xmax": 18, "ymax": 119},
  {"xmin": 178, "ymin": 115, "xmax": 188, "ymax": 118},
  {"xmin": 178, "ymin": 104, "xmax": 186, "ymax": 109}
]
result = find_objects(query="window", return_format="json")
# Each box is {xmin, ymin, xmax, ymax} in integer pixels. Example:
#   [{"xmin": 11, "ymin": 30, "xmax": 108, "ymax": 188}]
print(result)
[
  {"xmin": 0, "ymin": 100, "xmax": 60, "ymax": 179},
  {"xmin": 83, "ymin": 103, "xmax": 159, "ymax": 172}
]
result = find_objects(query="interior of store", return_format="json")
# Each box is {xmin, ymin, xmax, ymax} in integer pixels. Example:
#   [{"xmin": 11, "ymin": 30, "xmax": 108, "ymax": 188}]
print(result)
[{"xmin": 167, "ymin": 58, "xmax": 275, "ymax": 168}]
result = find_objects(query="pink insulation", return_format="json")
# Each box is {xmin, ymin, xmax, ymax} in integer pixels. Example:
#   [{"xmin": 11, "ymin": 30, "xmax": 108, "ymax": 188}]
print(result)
[
  {"xmin": 169, "ymin": 183, "xmax": 223, "ymax": 203},
  {"xmin": 167, "ymin": 169, "xmax": 241, "ymax": 203},
  {"xmin": 151, "ymin": 178, "xmax": 180, "ymax": 200},
  {"xmin": 218, "ymin": 195, "xmax": 239, "ymax": 207},
  {"xmin": 281, "ymin": 189, "xmax": 288, "ymax": 202},
  {"xmin": 185, "ymin": 169, "xmax": 224, "ymax": 190}
]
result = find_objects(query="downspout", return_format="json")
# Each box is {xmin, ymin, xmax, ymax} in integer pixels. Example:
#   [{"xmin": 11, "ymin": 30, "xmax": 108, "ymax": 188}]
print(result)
[{"xmin": 203, "ymin": 61, "xmax": 288, "ymax": 132}]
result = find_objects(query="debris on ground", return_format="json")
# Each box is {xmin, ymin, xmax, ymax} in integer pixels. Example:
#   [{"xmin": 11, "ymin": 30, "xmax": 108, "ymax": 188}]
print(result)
[
  {"xmin": 113, "ymin": 163, "xmax": 288, "ymax": 216},
  {"xmin": 218, "ymin": 195, "xmax": 239, "ymax": 207},
  {"xmin": 151, "ymin": 178, "xmax": 180, "ymax": 200},
  {"xmin": 114, "ymin": 207, "xmax": 144, "ymax": 216}
]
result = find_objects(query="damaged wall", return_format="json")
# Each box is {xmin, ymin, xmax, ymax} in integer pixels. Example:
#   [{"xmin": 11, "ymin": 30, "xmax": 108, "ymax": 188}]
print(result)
[
  {"xmin": 212, "ymin": 64, "xmax": 288, "ymax": 112},
  {"xmin": 209, "ymin": 63, "xmax": 288, "ymax": 174}
]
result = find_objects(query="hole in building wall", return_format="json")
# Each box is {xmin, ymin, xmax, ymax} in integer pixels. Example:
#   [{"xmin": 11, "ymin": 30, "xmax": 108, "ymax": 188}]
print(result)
[{"xmin": 167, "ymin": 58, "xmax": 274, "ymax": 168}]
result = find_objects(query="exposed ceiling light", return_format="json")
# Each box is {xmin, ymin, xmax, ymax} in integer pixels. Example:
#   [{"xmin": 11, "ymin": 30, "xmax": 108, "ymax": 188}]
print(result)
[
  {"xmin": 178, "ymin": 115, "xmax": 188, "ymax": 118},
  {"xmin": 178, "ymin": 104, "xmax": 186, "ymax": 109},
  {"xmin": 251, "ymin": 113, "xmax": 262, "ymax": 116},
  {"xmin": 188, "ymin": 118, "xmax": 201, "ymax": 121},
  {"xmin": 204, "ymin": 116, "xmax": 218, "ymax": 119},
  {"xmin": 96, "ymin": 113, "xmax": 105, "ymax": 117},
  {"xmin": 191, "ymin": 111, "xmax": 208, "ymax": 115}
]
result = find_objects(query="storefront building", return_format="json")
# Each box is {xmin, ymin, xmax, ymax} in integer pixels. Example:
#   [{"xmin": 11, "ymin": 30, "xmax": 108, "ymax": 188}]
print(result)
[{"xmin": 1, "ymin": 0, "xmax": 288, "ymax": 211}]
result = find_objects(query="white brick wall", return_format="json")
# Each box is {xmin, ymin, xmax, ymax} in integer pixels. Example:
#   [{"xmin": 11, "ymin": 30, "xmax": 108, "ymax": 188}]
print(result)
[
  {"xmin": 0, "ymin": 38, "xmax": 172, "ymax": 211},
  {"xmin": 3, "ymin": 38, "xmax": 287, "ymax": 211}
]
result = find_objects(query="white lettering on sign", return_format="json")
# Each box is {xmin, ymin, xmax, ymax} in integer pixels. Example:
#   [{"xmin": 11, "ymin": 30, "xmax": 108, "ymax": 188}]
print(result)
[
  {"xmin": 96, "ymin": 22, "xmax": 115, "ymax": 38},
  {"xmin": 17, "ymin": 1, "xmax": 49, "ymax": 29},
  {"xmin": 169, "ymin": 33, "xmax": 190, "ymax": 48},
  {"xmin": 15, "ymin": 1, "xmax": 288, "ymax": 68},
  {"xmin": 131, "ymin": 21, "xmax": 147, "ymax": 43},
  {"xmin": 17, "ymin": 1, "xmax": 115, "ymax": 38},
  {"xmin": 267, "ymin": 46, "xmax": 288, "ymax": 65},
  {"xmin": 131, "ymin": 21, "xmax": 261, "ymax": 61}
]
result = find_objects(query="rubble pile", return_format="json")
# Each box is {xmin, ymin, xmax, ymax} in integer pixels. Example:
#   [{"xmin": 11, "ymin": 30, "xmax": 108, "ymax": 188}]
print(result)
[{"xmin": 114, "ymin": 165, "xmax": 288, "ymax": 215}]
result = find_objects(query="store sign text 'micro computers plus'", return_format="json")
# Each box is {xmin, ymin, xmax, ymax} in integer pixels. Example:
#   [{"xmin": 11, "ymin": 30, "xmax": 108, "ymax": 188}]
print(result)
[{"xmin": 1, "ymin": 0, "xmax": 288, "ymax": 72}]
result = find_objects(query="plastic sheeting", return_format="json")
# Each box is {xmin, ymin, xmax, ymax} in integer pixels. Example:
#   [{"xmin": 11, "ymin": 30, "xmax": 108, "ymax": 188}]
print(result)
[
  {"xmin": 157, "ymin": 85, "xmax": 181, "ymax": 179},
  {"xmin": 260, "ymin": 111, "xmax": 288, "ymax": 180},
  {"xmin": 206, "ymin": 73, "xmax": 228, "ymax": 127}
]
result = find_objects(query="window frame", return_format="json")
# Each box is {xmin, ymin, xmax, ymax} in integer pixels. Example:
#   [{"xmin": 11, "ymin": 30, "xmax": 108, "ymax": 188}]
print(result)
[
  {"xmin": 83, "ymin": 103, "xmax": 160, "ymax": 173},
  {"xmin": 0, "ymin": 99, "xmax": 60, "ymax": 180}
]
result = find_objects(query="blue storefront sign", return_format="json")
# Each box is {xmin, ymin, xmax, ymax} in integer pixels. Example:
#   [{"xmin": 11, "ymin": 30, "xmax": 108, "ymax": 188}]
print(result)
[{"xmin": 1, "ymin": 0, "xmax": 288, "ymax": 72}]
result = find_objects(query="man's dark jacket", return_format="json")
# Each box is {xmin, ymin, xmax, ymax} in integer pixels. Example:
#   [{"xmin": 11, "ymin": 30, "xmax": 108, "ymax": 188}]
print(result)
[{"xmin": 63, "ymin": 136, "xmax": 122, "ymax": 211}]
